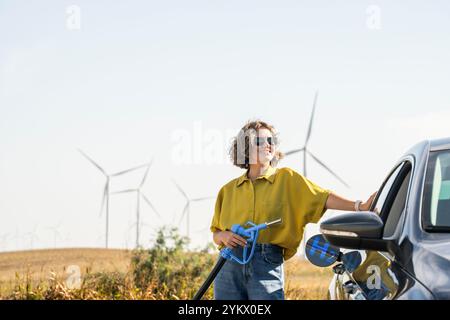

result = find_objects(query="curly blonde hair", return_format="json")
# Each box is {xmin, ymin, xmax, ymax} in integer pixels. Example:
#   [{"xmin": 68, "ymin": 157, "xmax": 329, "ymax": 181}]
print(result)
[{"xmin": 229, "ymin": 120, "xmax": 284, "ymax": 169}]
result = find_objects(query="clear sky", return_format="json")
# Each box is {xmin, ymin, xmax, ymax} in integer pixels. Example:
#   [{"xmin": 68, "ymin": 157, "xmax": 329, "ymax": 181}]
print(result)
[{"xmin": 1, "ymin": 0, "xmax": 449, "ymax": 252}]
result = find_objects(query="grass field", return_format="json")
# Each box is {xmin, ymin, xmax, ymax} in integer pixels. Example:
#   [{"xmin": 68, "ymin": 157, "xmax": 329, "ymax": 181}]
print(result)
[{"xmin": 0, "ymin": 248, "xmax": 333, "ymax": 299}]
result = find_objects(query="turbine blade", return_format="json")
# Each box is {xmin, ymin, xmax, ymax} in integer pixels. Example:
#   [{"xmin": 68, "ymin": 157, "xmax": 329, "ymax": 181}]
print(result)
[
  {"xmin": 284, "ymin": 148, "xmax": 305, "ymax": 156},
  {"xmin": 110, "ymin": 162, "xmax": 151, "ymax": 177},
  {"xmin": 305, "ymin": 91, "xmax": 318, "ymax": 146},
  {"xmin": 307, "ymin": 151, "xmax": 350, "ymax": 188},
  {"xmin": 139, "ymin": 159, "xmax": 153, "ymax": 188},
  {"xmin": 172, "ymin": 179, "xmax": 189, "ymax": 200},
  {"xmin": 78, "ymin": 149, "xmax": 107, "ymax": 175},
  {"xmin": 141, "ymin": 194, "xmax": 161, "ymax": 219},
  {"xmin": 110, "ymin": 189, "xmax": 136, "ymax": 194},
  {"xmin": 191, "ymin": 196, "xmax": 215, "ymax": 202}
]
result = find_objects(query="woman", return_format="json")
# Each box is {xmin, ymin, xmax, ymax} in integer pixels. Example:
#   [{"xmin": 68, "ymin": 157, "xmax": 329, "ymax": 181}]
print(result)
[{"xmin": 210, "ymin": 120, "xmax": 376, "ymax": 300}]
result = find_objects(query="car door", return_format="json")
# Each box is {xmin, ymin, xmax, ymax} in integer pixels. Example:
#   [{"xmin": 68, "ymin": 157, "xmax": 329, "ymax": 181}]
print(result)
[{"xmin": 335, "ymin": 160, "xmax": 413, "ymax": 300}]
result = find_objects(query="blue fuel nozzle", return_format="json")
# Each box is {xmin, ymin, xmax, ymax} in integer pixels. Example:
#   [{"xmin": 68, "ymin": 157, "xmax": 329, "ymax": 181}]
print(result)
[{"xmin": 219, "ymin": 218, "xmax": 282, "ymax": 265}]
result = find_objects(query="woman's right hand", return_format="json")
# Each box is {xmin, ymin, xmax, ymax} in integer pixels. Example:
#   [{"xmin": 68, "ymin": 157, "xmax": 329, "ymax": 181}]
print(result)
[{"xmin": 214, "ymin": 230, "xmax": 247, "ymax": 249}]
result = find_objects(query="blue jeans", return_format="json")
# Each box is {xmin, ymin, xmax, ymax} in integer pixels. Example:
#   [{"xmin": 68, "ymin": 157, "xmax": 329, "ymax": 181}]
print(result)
[{"xmin": 213, "ymin": 243, "xmax": 285, "ymax": 300}]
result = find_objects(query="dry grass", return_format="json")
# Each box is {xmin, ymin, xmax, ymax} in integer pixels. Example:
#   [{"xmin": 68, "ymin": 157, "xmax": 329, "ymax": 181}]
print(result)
[
  {"xmin": 284, "ymin": 256, "xmax": 333, "ymax": 300},
  {"xmin": 0, "ymin": 248, "xmax": 332, "ymax": 300},
  {"xmin": 0, "ymin": 248, "xmax": 132, "ymax": 297},
  {"xmin": 0, "ymin": 248, "xmax": 132, "ymax": 281}
]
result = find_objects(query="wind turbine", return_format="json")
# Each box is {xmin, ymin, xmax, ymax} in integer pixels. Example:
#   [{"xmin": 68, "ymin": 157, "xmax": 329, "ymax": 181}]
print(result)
[
  {"xmin": 78, "ymin": 149, "xmax": 151, "ymax": 248},
  {"xmin": 46, "ymin": 221, "xmax": 63, "ymax": 248},
  {"xmin": 24, "ymin": 225, "xmax": 39, "ymax": 250},
  {"xmin": 172, "ymin": 179, "xmax": 215, "ymax": 240},
  {"xmin": 110, "ymin": 159, "xmax": 160, "ymax": 248},
  {"xmin": 285, "ymin": 91, "xmax": 350, "ymax": 188}
]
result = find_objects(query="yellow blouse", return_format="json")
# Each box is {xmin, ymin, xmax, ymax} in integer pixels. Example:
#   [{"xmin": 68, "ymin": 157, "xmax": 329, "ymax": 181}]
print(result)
[{"xmin": 210, "ymin": 166, "xmax": 332, "ymax": 261}]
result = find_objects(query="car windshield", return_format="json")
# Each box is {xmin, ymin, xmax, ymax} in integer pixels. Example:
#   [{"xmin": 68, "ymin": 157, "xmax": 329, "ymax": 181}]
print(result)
[{"xmin": 423, "ymin": 149, "xmax": 450, "ymax": 230}]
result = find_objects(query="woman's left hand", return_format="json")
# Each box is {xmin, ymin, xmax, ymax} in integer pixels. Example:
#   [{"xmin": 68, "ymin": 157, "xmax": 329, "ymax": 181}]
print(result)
[{"xmin": 360, "ymin": 191, "xmax": 377, "ymax": 211}]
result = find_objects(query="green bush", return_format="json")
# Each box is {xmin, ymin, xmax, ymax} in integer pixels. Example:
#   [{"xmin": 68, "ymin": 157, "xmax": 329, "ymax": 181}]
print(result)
[
  {"xmin": 3, "ymin": 226, "xmax": 217, "ymax": 300},
  {"xmin": 131, "ymin": 226, "xmax": 216, "ymax": 299}
]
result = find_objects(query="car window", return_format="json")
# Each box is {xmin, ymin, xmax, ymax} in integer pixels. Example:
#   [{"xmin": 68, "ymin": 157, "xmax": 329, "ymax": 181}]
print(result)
[
  {"xmin": 423, "ymin": 150, "xmax": 450, "ymax": 231},
  {"xmin": 372, "ymin": 163, "xmax": 405, "ymax": 216},
  {"xmin": 383, "ymin": 167, "xmax": 412, "ymax": 237}
]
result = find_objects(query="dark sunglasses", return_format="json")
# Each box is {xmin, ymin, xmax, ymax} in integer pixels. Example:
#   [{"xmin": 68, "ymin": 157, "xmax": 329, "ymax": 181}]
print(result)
[{"xmin": 255, "ymin": 136, "xmax": 275, "ymax": 147}]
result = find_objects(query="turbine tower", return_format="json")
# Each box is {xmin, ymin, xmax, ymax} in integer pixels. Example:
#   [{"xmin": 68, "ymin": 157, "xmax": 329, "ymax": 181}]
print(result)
[
  {"xmin": 172, "ymin": 179, "xmax": 214, "ymax": 240},
  {"xmin": 78, "ymin": 149, "xmax": 151, "ymax": 248},
  {"xmin": 285, "ymin": 91, "xmax": 350, "ymax": 188},
  {"xmin": 110, "ymin": 159, "xmax": 160, "ymax": 248}
]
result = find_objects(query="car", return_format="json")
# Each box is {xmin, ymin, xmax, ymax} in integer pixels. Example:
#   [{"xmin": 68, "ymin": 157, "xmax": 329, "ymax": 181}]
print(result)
[{"xmin": 304, "ymin": 137, "xmax": 450, "ymax": 300}]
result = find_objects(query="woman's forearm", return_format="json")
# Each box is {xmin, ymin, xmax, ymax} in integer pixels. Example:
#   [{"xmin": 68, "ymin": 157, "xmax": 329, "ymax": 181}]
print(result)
[
  {"xmin": 325, "ymin": 192, "xmax": 358, "ymax": 211},
  {"xmin": 325, "ymin": 191, "xmax": 377, "ymax": 212}
]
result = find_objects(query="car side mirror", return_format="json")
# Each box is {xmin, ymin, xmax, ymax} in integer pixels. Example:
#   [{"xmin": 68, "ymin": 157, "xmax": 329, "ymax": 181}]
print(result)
[{"xmin": 320, "ymin": 211, "xmax": 389, "ymax": 252}]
